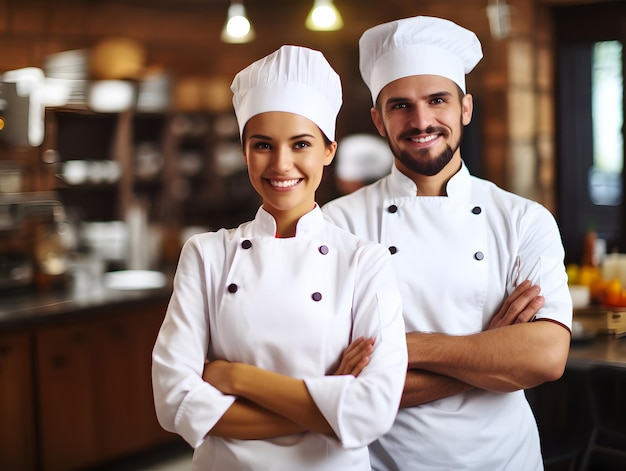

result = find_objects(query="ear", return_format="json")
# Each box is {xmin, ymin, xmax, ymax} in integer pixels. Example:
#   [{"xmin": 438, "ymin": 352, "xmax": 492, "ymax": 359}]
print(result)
[
  {"xmin": 371, "ymin": 107, "xmax": 387, "ymax": 137},
  {"xmin": 461, "ymin": 93, "xmax": 474, "ymax": 126},
  {"xmin": 323, "ymin": 141, "xmax": 337, "ymax": 167}
]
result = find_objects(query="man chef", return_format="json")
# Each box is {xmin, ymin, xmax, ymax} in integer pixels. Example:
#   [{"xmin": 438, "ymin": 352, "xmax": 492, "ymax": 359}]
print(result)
[{"xmin": 323, "ymin": 15, "xmax": 573, "ymax": 470}]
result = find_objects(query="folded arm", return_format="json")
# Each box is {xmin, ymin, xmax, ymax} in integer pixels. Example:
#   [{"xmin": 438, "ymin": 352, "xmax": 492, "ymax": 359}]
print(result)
[
  {"xmin": 400, "ymin": 280, "xmax": 556, "ymax": 407},
  {"xmin": 407, "ymin": 320, "xmax": 570, "ymax": 393},
  {"xmin": 205, "ymin": 337, "xmax": 375, "ymax": 439}
]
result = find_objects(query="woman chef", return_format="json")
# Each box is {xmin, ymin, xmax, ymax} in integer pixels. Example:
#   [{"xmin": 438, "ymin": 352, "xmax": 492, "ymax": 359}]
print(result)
[{"xmin": 151, "ymin": 45, "xmax": 407, "ymax": 471}]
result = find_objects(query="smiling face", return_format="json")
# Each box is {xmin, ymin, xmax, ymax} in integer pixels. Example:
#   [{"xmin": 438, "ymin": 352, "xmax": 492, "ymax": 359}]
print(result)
[
  {"xmin": 243, "ymin": 111, "xmax": 336, "ymax": 230},
  {"xmin": 371, "ymin": 74, "xmax": 473, "ymax": 191}
]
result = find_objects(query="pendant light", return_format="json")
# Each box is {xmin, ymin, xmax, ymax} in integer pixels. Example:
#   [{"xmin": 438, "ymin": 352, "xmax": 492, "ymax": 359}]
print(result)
[
  {"xmin": 305, "ymin": 0, "xmax": 344, "ymax": 32},
  {"xmin": 221, "ymin": 1, "xmax": 255, "ymax": 44},
  {"xmin": 486, "ymin": 0, "xmax": 511, "ymax": 40}
]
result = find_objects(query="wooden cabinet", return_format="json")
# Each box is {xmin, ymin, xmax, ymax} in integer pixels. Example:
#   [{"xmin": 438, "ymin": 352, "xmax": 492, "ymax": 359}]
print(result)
[
  {"xmin": 35, "ymin": 297, "xmax": 173, "ymax": 471},
  {"xmin": 91, "ymin": 303, "xmax": 172, "ymax": 459},
  {"xmin": 0, "ymin": 332, "xmax": 36, "ymax": 471},
  {"xmin": 37, "ymin": 322, "xmax": 99, "ymax": 471}
]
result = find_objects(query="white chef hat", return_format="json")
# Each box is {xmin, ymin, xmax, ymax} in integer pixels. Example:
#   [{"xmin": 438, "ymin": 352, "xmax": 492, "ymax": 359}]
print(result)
[
  {"xmin": 359, "ymin": 16, "xmax": 483, "ymax": 103},
  {"xmin": 231, "ymin": 45, "xmax": 342, "ymax": 141},
  {"xmin": 336, "ymin": 134, "xmax": 393, "ymax": 182}
]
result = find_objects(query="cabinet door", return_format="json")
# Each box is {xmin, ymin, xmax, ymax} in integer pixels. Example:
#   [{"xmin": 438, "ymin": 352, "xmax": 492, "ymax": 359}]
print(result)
[
  {"xmin": 37, "ymin": 324, "xmax": 98, "ymax": 471},
  {"xmin": 91, "ymin": 300, "xmax": 174, "ymax": 460},
  {"xmin": 0, "ymin": 333, "xmax": 36, "ymax": 471}
]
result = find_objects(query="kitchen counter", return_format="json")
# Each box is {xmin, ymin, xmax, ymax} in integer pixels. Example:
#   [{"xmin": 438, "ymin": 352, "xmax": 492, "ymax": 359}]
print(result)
[
  {"xmin": 0, "ymin": 276, "xmax": 176, "ymax": 471},
  {"xmin": 0, "ymin": 277, "xmax": 172, "ymax": 331},
  {"xmin": 568, "ymin": 333, "xmax": 626, "ymax": 369}
]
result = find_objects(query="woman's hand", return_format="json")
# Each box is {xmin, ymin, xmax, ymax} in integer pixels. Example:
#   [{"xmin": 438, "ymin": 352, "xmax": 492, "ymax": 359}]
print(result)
[
  {"xmin": 333, "ymin": 336, "xmax": 375, "ymax": 377},
  {"xmin": 203, "ymin": 359, "xmax": 240, "ymax": 395}
]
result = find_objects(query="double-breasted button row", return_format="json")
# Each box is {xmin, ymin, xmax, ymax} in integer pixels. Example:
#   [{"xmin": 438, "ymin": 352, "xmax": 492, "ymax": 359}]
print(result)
[
  {"xmin": 383, "ymin": 204, "xmax": 486, "ymax": 261},
  {"xmin": 226, "ymin": 240, "xmax": 329, "ymax": 301}
]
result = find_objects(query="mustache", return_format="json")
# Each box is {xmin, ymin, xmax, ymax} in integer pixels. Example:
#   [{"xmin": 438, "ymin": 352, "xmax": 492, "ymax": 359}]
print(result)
[{"xmin": 399, "ymin": 126, "xmax": 447, "ymax": 140}]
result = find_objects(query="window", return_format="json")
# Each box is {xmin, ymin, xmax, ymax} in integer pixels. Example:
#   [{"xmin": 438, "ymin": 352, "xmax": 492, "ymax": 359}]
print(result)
[
  {"xmin": 590, "ymin": 40, "xmax": 623, "ymax": 207},
  {"xmin": 555, "ymin": 2, "xmax": 626, "ymax": 264}
]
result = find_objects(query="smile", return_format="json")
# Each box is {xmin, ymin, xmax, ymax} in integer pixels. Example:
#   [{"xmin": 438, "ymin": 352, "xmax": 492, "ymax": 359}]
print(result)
[
  {"xmin": 409, "ymin": 134, "xmax": 438, "ymax": 144},
  {"xmin": 269, "ymin": 178, "xmax": 301, "ymax": 188}
]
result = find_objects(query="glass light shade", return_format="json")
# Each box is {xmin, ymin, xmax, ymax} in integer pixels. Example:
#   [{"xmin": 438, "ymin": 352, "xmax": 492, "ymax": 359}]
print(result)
[
  {"xmin": 221, "ymin": 3, "xmax": 255, "ymax": 44},
  {"xmin": 305, "ymin": 0, "xmax": 343, "ymax": 31}
]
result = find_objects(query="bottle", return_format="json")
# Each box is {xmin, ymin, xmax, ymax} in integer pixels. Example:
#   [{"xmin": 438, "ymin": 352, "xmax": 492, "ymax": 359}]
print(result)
[{"xmin": 582, "ymin": 225, "xmax": 598, "ymax": 267}]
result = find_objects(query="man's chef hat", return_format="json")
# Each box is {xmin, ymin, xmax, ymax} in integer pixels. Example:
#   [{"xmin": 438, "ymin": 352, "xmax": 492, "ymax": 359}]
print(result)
[
  {"xmin": 336, "ymin": 134, "xmax": 393, "ymax": 182},
  {"xmin": 359, "ymin": 16, "xmax": 483, "ymax": 103},
  {"xmin": 231, "ymin": 45, "xmax": 342, "ymax": 141}
]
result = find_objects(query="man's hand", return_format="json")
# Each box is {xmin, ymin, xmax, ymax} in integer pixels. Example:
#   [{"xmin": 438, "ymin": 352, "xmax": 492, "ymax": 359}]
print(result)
[
  {"xmin": 333, "ymin": 336, "xmax": 375, "ymax": 377},
  {"xmin": 488, "ymin": 280, "xmax": 545, "ymax": 329}
]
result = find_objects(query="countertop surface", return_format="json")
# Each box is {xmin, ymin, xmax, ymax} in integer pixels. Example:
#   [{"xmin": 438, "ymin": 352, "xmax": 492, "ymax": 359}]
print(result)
[
  {"xmin": 568, "ymin": 334, "xmax": 626, "ymax": 369},
  {"xmin": 0, "ymin": 282, "xmax": 172, "ymax": 331}
]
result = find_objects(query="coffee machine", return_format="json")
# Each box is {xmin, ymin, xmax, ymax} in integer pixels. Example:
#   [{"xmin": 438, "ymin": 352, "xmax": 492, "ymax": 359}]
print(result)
[{"xmin": 0, "ymin": 192, "xmax": 74, "ymax": 291}]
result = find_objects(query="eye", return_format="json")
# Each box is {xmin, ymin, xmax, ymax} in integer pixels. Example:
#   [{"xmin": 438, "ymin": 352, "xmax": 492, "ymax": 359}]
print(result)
[
  {"xmin": 251, "ymin": 141, "xmax": 271, "ymax": 150},
  {"xmin": 391, "ymin": 102, "xmax": 409, "ymax": 110},
  {"xmin": 293, "ymin": 140, "xmax": 311, "ymax": 150},
  {"xmin": 430, "ymin": 97, "xmax": 446, "ymax": 105}
]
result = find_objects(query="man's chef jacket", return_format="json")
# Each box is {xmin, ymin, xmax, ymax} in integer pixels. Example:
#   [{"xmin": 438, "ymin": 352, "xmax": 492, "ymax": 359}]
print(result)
[
  {"xmin": 323, "ymin": 163, "xmax": 573, "ymax": 470},
  {"xmin": 152, "ymin": 206, "xmax": 407, "ymax": 471}
]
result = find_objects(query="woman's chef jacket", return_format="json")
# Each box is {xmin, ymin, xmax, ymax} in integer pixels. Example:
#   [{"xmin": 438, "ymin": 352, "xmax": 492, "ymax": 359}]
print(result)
[
  {"xmin": 152, "ymin": 206, "xmax": 407, "ymax": 471},
  {"xmin": 323, "ymin": 163, "xmax": 573, "ymax": 470}
]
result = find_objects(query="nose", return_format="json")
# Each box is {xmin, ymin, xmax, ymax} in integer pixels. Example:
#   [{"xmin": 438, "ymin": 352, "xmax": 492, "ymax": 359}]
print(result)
[
  {"xmin": 270, "ymin": 145, "xmax": 294, "ymax": 171},
  {"xmin": 408, "ymin": 103, "xmax": 433, "ymax": 131}
]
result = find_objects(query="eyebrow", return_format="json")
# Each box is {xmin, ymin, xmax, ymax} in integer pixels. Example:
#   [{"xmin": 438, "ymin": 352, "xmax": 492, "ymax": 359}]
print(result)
[
  {"xmin": 384, "ymin": 90, "xmax": 454, "ymax": 106},
  {"xmin": 248, "ymin": 133, "xmax": 317, "ymax": 141}
]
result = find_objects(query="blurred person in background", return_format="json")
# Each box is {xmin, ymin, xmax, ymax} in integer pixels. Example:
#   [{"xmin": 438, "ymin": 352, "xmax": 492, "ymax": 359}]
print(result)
[{"xmin": 334, "ymin": 133, "xmax": 393, "ymax": 195}]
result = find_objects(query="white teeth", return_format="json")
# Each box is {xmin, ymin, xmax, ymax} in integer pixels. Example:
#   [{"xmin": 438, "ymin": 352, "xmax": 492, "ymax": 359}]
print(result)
[
  {"xmin": 271, "ymin": 179, "xmax": 300, "ymax": 188},
  {"xmin": 411, "ymin": 135, "xmax": 437, "ymax": 143}
]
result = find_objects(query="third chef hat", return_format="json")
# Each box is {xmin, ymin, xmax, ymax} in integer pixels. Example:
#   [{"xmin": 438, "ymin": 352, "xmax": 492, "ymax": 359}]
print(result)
[
  {"xmin": 336, "ymin": 134, "xmax": 393, "ymax": 182},
  {"xmin": 359, "ymin": 16, "xmax": 483, "ymax": 103},
  {"xmin": 231, "ymin": 45, "xmax": 342, "ymax": 141}
]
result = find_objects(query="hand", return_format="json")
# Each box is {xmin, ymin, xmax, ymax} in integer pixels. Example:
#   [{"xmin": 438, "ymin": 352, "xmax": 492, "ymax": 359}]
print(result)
[
  {"xmin": 333, "ymin": 336, "xmax": 375, "ymax": 377},
  {"xmin": 488, "ymin": 280, "xmax": 545, "ymax": 329},
  {"xmin": 203, "ymin": 359, "xmax": 239, "ymax": 395}
]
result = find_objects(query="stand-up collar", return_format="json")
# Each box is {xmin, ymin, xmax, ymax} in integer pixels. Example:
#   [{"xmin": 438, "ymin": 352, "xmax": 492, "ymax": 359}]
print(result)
[
  {"xmin": 388, "ymin": 161, "xmax": 472, "ymax": 199},
  {"xmin": 251, "ymin": 205, "xmax": 325, "ymax": 237}
]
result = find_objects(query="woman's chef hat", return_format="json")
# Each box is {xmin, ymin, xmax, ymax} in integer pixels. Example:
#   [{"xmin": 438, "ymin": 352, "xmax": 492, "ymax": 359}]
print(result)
[
  {"xmin": 359, "ymin": 16, "xmax": 483, "ymax": 103},
  {"xmin": 231, "ymin": 45, "xmax": 342, "ymax": 141}
]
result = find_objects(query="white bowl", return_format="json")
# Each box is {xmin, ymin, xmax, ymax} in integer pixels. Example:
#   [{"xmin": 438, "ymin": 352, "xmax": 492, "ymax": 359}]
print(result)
[{"xmin": 104, "ymin": 270, "xmax": 167, "ymax": 290}]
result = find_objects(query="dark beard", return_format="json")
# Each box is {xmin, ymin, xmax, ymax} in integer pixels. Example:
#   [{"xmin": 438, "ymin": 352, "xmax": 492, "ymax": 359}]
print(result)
[
  {"xmin": 388, "ymin": 124, "xmax": 463, "ymax": 177},
  {"xmin": 396, "ymin": 144, "xmax": 455, "ymax": 176}
]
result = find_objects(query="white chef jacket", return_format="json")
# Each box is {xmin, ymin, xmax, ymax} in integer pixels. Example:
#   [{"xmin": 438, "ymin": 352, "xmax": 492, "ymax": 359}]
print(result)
[
  {"xmin": 152, "ymin": 205, "xmax": 407, "ymax": 471},
  {"xmin": 323, "ymin": 163, "xmax": 573, "ymax": 471}
]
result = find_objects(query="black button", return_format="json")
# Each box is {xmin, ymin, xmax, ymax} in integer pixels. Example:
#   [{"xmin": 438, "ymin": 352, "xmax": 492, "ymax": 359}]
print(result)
[
  {"xmin": 318, "ymin": 245, "xmax": 329, "ymax": 255},
  {"xmin": 311, "ymin": 292, "xmax": 322, "ymax": 302},
  {"xmin": 472, "ymin": 206, "xmax": 482, "ymax": 214},
  {"xmin": 241, "ymin": 240, "xmax": 252, "ymax": 249},
  {"xmin": 474, "ymin": 251, "xmax": 484, "ymax": 261},
  {"xmin": 388, "ymin": 205, "xmax": 398, "ymax": 213},
  {"xmin": 389, "ymin": 246, "xmax": 398, "ymax": 254},
  {"xmin": 227, "ymin": 283, "xmax": 238, "ymax": 293}
]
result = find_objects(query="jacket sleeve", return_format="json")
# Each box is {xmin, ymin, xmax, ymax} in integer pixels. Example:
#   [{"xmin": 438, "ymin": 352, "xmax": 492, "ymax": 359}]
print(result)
[
  {"xmin": 152, "ymin": 235, "xmax": 235, "ymax": 448},
  {"xmin": 517, "ymin": 203, "xmax": 572, "ymax": 330},
  {"xmin": 304, "ymin": 243, "xmax": 407, "ymax": 448}
]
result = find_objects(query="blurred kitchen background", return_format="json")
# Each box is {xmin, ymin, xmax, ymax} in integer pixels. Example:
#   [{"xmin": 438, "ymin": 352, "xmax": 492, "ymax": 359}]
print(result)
[{"xmin": 1, "ymin": 0, "xmax": 626, "ymax": 470}]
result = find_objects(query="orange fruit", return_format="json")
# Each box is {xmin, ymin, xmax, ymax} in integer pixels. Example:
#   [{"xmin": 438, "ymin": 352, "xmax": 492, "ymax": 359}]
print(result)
[{"xmin": 604, "ymin": 278, "xmax": 622, "ymax": 306}]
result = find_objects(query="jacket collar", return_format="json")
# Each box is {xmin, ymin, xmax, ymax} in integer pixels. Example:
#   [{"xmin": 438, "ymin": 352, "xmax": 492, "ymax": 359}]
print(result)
[
  {"xmin": 252, "ymin": 205, "xmax": 324, "ymax": 237},
  {"xmin": 388, "ymin": 160, "xmax": 472, "ymax": 199}
]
